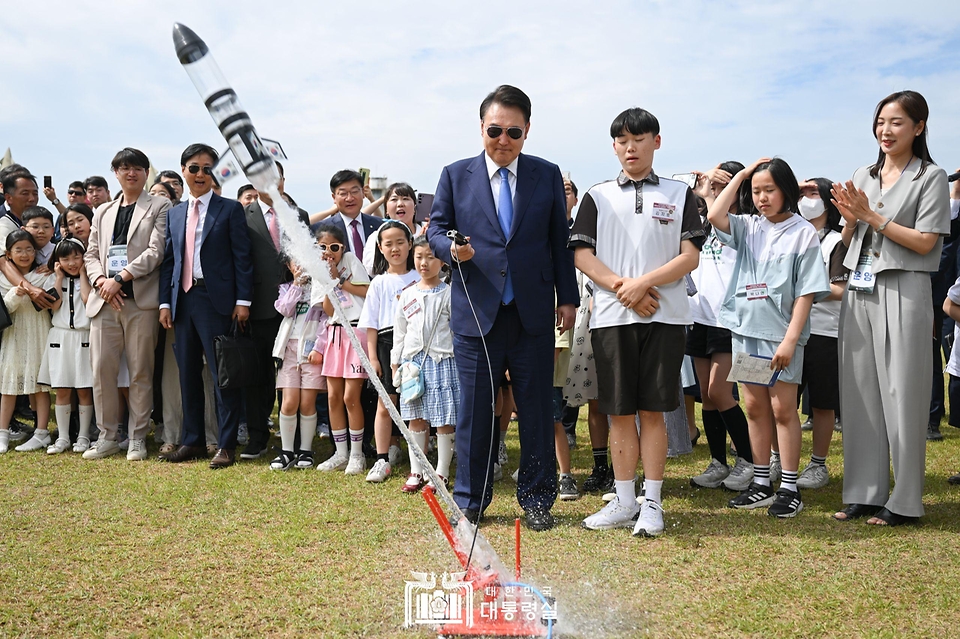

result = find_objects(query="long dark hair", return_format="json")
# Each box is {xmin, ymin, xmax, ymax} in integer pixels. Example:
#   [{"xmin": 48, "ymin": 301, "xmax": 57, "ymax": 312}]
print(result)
[
  {"xmin": 372, "ymin": 220, "xmax": 414, "ymax": 276},
  {"xmin": 807, "ymin": 177, "xmax": 843, "ymax": 232},
  {"xmin": 868, "ymin": 90, "xmax": 934, "ymax": 180},
  {"xmin": 746, "ymin": 158, "xmax": 800, "ymax": 216}
]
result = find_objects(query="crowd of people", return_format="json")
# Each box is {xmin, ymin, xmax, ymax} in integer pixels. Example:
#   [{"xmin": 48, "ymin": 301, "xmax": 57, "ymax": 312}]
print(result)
[{"xmin": 1, "ymin": 85, "xmax": 957, "ymax": 537}]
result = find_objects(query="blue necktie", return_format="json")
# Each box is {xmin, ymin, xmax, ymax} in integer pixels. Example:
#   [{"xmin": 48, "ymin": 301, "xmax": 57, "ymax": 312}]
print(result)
[{"xmin": 498, "ymin": 167, "xmax": 514, "ymax": 304}]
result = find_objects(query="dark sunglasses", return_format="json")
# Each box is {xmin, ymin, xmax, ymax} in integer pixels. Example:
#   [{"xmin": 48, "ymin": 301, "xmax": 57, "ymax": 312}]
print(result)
[
  {"xmin": 186, "ymin": 165, "xmax": 214, "ymax": 175},
  {"xmin": 67, "ymin": 190, "xmax": 85, "ymax": 197},
  {"xmin": 318, "ymin": 243, "xmax": 343, "ymax": 253},
  {"xmin": 486, "ymin": 126, "xmax": 524, "ymax": 140}
]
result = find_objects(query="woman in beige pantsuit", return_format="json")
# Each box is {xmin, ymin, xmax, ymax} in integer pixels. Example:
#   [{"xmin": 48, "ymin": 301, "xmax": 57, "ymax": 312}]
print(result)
[{"xmin": 832, "ymin": 91, "xmax": 950, "ymax": 526}]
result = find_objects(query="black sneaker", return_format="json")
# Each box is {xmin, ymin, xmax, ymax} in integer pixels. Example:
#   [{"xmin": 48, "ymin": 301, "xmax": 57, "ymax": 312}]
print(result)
[
  {"xmin": 558, "ymin": 474, "xmax": 580, "ymax": 501},
  {"xmin": 927, "ymin": 423, "xmax": 944, "ymax": 441},
  {"xmin": 582, "ymin": 466, "xmax": 613, "ymax": 493},
  {"xmin": 767, "ymin": 488, "xmax": 804, "ymax": 518},
  {"xmin": 728, "ymin": 482, "xmax": 775, "ymax": 510}
]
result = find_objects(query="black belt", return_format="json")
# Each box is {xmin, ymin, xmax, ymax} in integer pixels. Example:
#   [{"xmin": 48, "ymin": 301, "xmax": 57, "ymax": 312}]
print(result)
[{"xmin": 191, "ymin": 278, "xmax": 205, "ymax": 288}]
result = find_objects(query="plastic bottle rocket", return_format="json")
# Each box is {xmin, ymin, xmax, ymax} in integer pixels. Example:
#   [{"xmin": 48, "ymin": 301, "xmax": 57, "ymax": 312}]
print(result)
[{"xmin": 172, "ymin": 22, "xmax": 280, "ymax": 193}]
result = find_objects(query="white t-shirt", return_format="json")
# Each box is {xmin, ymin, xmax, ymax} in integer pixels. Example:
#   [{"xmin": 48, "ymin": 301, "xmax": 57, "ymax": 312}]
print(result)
[
  {"xmin": 690, "ymin": 225, "xmax": 738, "ymax": 328},
  {"xmin": 809, "ymin": 229, "xmax": 848, "ymax": 338},
  {"xmin": 568, "ymin": 171, "xmax": 705, "ymax": 329},
  {"xmin": 358, "ymin": 270, "xmax": 419, "ymax": 331},
  {"xmin": 327, "ymin": 252, "xmax": 370, "ymax": 325}
]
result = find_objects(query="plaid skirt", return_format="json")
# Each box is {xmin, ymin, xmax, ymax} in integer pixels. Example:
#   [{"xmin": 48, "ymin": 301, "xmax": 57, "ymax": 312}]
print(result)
[{"xmin": 400, "ymin": 351, "xmax": 459, "ymax": 427}]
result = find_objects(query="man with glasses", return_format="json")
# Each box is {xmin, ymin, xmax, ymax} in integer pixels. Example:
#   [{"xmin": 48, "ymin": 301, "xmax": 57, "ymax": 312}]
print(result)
[
  {"xmin": 83, "ymin": 148, "xmax": 170, "ymax": 461},
  {"xmin": 159, "ymin": 143, "xmax": 253, "ymax": 469},
  {"xmin": 428, "ymin": 85, "xmax": 578, "ymax": 531},
  {"xmin": 312, "ymin": 169, "xmax": 384, "ymax": 262}
]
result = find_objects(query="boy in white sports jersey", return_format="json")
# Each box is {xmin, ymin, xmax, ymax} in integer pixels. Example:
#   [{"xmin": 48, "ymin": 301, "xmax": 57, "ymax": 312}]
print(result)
[{"xmin": 568, "ymin": 108, "xmax": 704, "ymax": 537}]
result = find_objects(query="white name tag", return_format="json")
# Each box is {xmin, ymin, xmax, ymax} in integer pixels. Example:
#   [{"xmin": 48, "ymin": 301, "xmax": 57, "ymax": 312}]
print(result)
[
  {"xmin": 333, "ymin": 286, "xmax": 353, "ymax": 309},
  {"xmin": 849, "ymin": 250, "xmax": 875, "ymax": 294},
  {"xmin": 745, "ymin": 283, "xmax": 769, "ymax": 301},
  {"xmin": 403, "ymin": 298, "xmax": 423, "ymax": 319},
  {"xmin": 107, "ymin": 245, "xmax": 128, "ymax": 277},
  {"xmin": 650, "ymin": 202, "xmax": 677, "ymax": 223}
]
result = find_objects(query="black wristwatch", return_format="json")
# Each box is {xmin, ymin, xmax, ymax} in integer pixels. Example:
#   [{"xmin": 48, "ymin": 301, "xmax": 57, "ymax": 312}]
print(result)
[{"xmin": 114, "ymin": 274, "xmax": 124, "ymax": 283}]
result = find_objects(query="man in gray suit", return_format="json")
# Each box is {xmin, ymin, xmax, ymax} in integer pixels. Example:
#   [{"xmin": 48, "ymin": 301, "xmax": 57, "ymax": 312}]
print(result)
[{"xmin": 240, "ymin": 161, "xmax": 310, "ymax": 459}]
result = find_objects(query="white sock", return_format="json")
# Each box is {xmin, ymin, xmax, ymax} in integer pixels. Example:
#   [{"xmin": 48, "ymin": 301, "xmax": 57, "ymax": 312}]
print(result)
[
  {"xmin": 78, "ymin": 405, "xmax": 93, "ymax": 441},
  {"xmin": 278, "ymin": 413, "xmax": 297, "ymax": 452},
  {"xmin": 349, "ymin": 428, "xmax": 364, "ymax": 457},
  {"xmin": 34, "ymin": 428, "xmax": 49, "ymax": 439},
  {"xmin": 55, "ymin": 404, "xmax": 73, "ymax": 442},
  {"xmin": 436, "ymin": 432, "xmax": 455, "ymax": 478},
  {"xmin": 614, "ymin": 478, "xmax": 636, "ymax": 506},
  {"xmin": 299, "ymin": 413, "xmax": 316, "ymax": 453},
  {"xmin": 644, "ymin": 479, "xmax": 663, "ymax": 505},
  {"xmin": 331, "ymin": 428, "xmax": 348, "ymax": 456},
  {"xmin": 409, "ymin": 430, "xmax": 428, "ymax": 475}
]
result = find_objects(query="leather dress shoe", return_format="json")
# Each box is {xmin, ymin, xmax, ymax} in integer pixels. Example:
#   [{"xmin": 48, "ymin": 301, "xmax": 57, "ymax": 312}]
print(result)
[
  {"xmin": 209, "ymin": 448, "xmax": 236, "ymax": 469},
  {"xmin": 239, "ymin": 443, "xmax": 269, "ymax": 460},
  {"xmin": 524, "ymin": 508, "xmax": 556, "ymax": 532},
  {"xmin": 450, "ymin": 508, "xmax": 482, "ymax": 528},
  {"xmin": 159, "ymin": 445, "xmax": 208, "ymax": 463}
]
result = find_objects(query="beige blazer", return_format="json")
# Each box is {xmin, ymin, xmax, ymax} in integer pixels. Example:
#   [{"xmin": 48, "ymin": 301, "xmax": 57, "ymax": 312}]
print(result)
[{"xmin": 84, "ymin": 191, "xmax": 170, "ymax": 316}]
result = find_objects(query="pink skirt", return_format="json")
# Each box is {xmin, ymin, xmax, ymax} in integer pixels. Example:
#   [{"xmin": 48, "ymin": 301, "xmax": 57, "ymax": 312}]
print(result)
[
  {"xmin": 276, "ymin": 340, "xmax": 327, "ymax": 390},
  {"xmin": 320, "ymin": 325, "xmax": 369, "ymax": 379}
]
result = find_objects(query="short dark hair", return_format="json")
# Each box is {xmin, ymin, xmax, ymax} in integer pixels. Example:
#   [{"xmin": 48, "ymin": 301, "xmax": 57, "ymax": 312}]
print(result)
[
  {"xmin": 21, "ymin": 206, "xmax": 55, "ymax": 225},
  {"xmin": 158, "ymin": 170, "xmax": 184, "ymax": 186},
  {"xmin": 65, "ymin": 202, "xmax": 94, "ymax": 223},
  {"xmin": 384, "ymin": 182, "xmax": 416, "ymax": 206},
  {"xmin": 2, "ymin": 171, "xmax": 37, "ymax": 195},
  {"xmin": 0, "ymin": 163, "xmax": 28, "ymax": 184},
  {"xmin": 110, "ymin": 147, "xmax": 150, "ymax": 171},
  {"xmin": 68, "ymin": 180, "xmax": 85, "ymax": 191},
  {"xmin": 237, "ymin": 184, "xmax": 256, "ymax": 199},
  {"xmin": 567, "ymin": 180, "xmax": 578, "ymax": 198},
  {"xmin": 610, "ymin": 108, "xmax": 660, "ymax": 138},
  {"xmin": 84, "ymin": 176, "xmax": 109, "ymax": 191},
  {"xmin": 150, "ymin": 181, "xmax": 177, "ymax": 199},
  {"xmin": 282, "ymin": 192, "xmax": 297, "ymax": 208},
  {"xmin": 6, "ymin": 228, "xmax": 38, "ymax": 254},
  {"xmin": 330, "ymin": 169, "xmax": 364, "ymax": 192},
  {"xmin": 275, "ymin": 161, "xmax": 284, "ymax": 179},
  {"xmin": 48, "ymin": 236, "xmax": 86, "ymax": 272},
  {"xmin": 314, "ymin": 222, "xmax": 346, "ymax": 244},
  {"xmin": 749, "ymin": 158, "xmax": 801, "ymax": 216},
  {"xmin": 180, "ymin": 143, "xmax": 219, "ymax": 166},
  {"xmin": 480, "ymin": 85, "xmax": 531, "ymax": 123}
]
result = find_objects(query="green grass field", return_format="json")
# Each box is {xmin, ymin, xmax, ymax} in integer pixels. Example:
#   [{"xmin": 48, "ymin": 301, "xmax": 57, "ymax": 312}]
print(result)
[{"xmin": 2, "ymin": 410, "xmax": 960, "ymax": 638}]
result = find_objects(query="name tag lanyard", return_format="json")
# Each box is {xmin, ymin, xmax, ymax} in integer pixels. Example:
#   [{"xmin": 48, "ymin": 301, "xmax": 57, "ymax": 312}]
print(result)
[{"xmin": 852, "ymin": 157, "xmax": 913, "ymax": 294}]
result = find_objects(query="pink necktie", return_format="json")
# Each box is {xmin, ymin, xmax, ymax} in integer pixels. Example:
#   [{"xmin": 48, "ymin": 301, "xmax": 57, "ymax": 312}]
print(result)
[
  {"xmin": 351, "ymin": 219, "xmax": 363, "ymax": 261},
  {"xmin": 182, "ymin": 199, "xmax": 200, "ymax": 292},
  {"xmin": 267, "ymin": 208, "xmax": 280, "ymax": 250}
]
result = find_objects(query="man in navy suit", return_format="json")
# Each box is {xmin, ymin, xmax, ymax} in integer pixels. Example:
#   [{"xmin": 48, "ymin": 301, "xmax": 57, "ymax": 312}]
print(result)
[
  {"xmin": 311, "ymin": 169, "xmax": 383, "ymax": 265},
  {"xmin": 428, "ymin": 85, "xmax": 578, "ymax": 531},
  {"xmin": 158, "ymin": 143, "xmax": 253, "ymax": 469}
]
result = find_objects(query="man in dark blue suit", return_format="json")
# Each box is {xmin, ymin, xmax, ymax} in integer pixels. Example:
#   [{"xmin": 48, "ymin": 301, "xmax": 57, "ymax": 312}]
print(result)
[
  {"xmin": 310, "ymin": 169, "xmax": 383, "ymax": 264},
  {"xmin": 428, "ymin": 85, "xmax": 578, "ymax": 531},
  {"xmin": 158, "ymin": 143, "xmax": 253, "ymax": 469}
]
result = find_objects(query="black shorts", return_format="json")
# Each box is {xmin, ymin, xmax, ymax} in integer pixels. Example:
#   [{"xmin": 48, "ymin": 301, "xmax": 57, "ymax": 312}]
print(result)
[
  {"xmin": 376, "ymin": 329, "xmax": 403, "ymax": 437},
  {"xmin": 685, "ymin": 322, "xmax": 733, "ymax": 358},
  {"xmin": 592, "ymin": 323, "xmax": 686, "ymax": 414},
  {"xmin": 799, "ymin": 334, "xmax": 839, "ymax": 411}
]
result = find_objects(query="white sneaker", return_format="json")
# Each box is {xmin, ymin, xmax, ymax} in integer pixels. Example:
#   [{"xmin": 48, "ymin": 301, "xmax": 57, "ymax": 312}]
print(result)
[
  {"xmin": 344, "ymin": 454, "xmax": 366, "ymax": 475},
  {"xmin": 366, "ymin": 459, "xmax": 391, "ymax": 482},
  {"xmin": 492, "ymin": 463, "xmax": 503, "ymax": 482},
  {"xmin": 388, "ymin": 444, "xmax": 402, "ymax": 466},
  {"xmin": 633, "ymin": 500, "xmax": 665, "ymax": 537},
  {"xmin": 317, "ymin": 451, "xmax": 350, "ymax": 471},
  {"xmin": 0, "ymin": 430, "xmax": 9, "ymax": 454},
  {"xmin": 582, "ymin": 497, "xmax": 640, "ymax": 530},
  {"xmin": 691, "ymin": 459, "xmax": 730, "ymax": 488},
  {"xmin": 73, "ymin": 437, "xmax": 91, "ymax": 453},
  {"xmin": 126, "ymin": 438, "xmax": 147, "ymax": 461},
  {"xmin": 15, "ymin": 431, "xmax": 51, "ymax": 452},
  {"xmin": 770, "ymin": 455, "xmax": 782, "ymax": 485},
  {"xmin": 47, "ymin": 438, "xmax": 71, "ymax": 455},
  {"xmin": 82, "ymin": 439, "xmax": 121, "ymax": 460},
  {"xmin": 510, "ymin": 467, "xmax": 519, "ymax": 482},
  {"xmin": 721, "ymin": 457, "xmax": 755, "ymax": 492},
  {"xmin": 497, "ymin": 440, "xmax": 508, "ymax": 466},
  {"xmin": 796, "ymin": 462, "xmax": 829, "ymax": 489}
]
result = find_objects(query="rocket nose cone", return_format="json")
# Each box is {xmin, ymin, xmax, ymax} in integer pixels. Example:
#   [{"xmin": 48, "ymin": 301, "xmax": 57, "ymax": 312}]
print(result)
[{"xmin": 172, "ymin": 22, "xmax": 208, "ymax": 64}]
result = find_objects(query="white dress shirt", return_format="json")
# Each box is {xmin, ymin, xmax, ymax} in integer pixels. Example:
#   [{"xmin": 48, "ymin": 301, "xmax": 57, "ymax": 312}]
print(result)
[{"xmin": 484, "ymin": 153, "xmax": 518, "ymax": 215}]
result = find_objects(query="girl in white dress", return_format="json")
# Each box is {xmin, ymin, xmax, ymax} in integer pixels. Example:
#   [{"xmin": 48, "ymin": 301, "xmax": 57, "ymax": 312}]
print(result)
[
  {"xmin": 0, "ymin": 231, "xmax": 54, "ymax": 454},
  {"xmin": 37, "ymin": 238, "xmax": 95, "ymax": 454}
]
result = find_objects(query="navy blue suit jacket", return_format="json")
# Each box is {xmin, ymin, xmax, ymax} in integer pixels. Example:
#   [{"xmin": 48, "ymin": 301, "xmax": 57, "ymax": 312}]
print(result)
[
  {"xmin": 310, "ymin": 212, "xmax": 383, "ymax": 253},
  {"xmin": 160, "ymin": 192, "xmax": 254, "ymax": 318},
  {"xmin": 428, "ymin": 152, "xmax": 578, "ymax": 337}
]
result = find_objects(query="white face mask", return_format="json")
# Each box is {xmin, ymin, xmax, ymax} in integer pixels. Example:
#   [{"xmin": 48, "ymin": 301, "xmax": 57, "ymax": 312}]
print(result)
[{"xmin": 799, "ymin": 196, "xmax": 825, "ymax": 220}]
